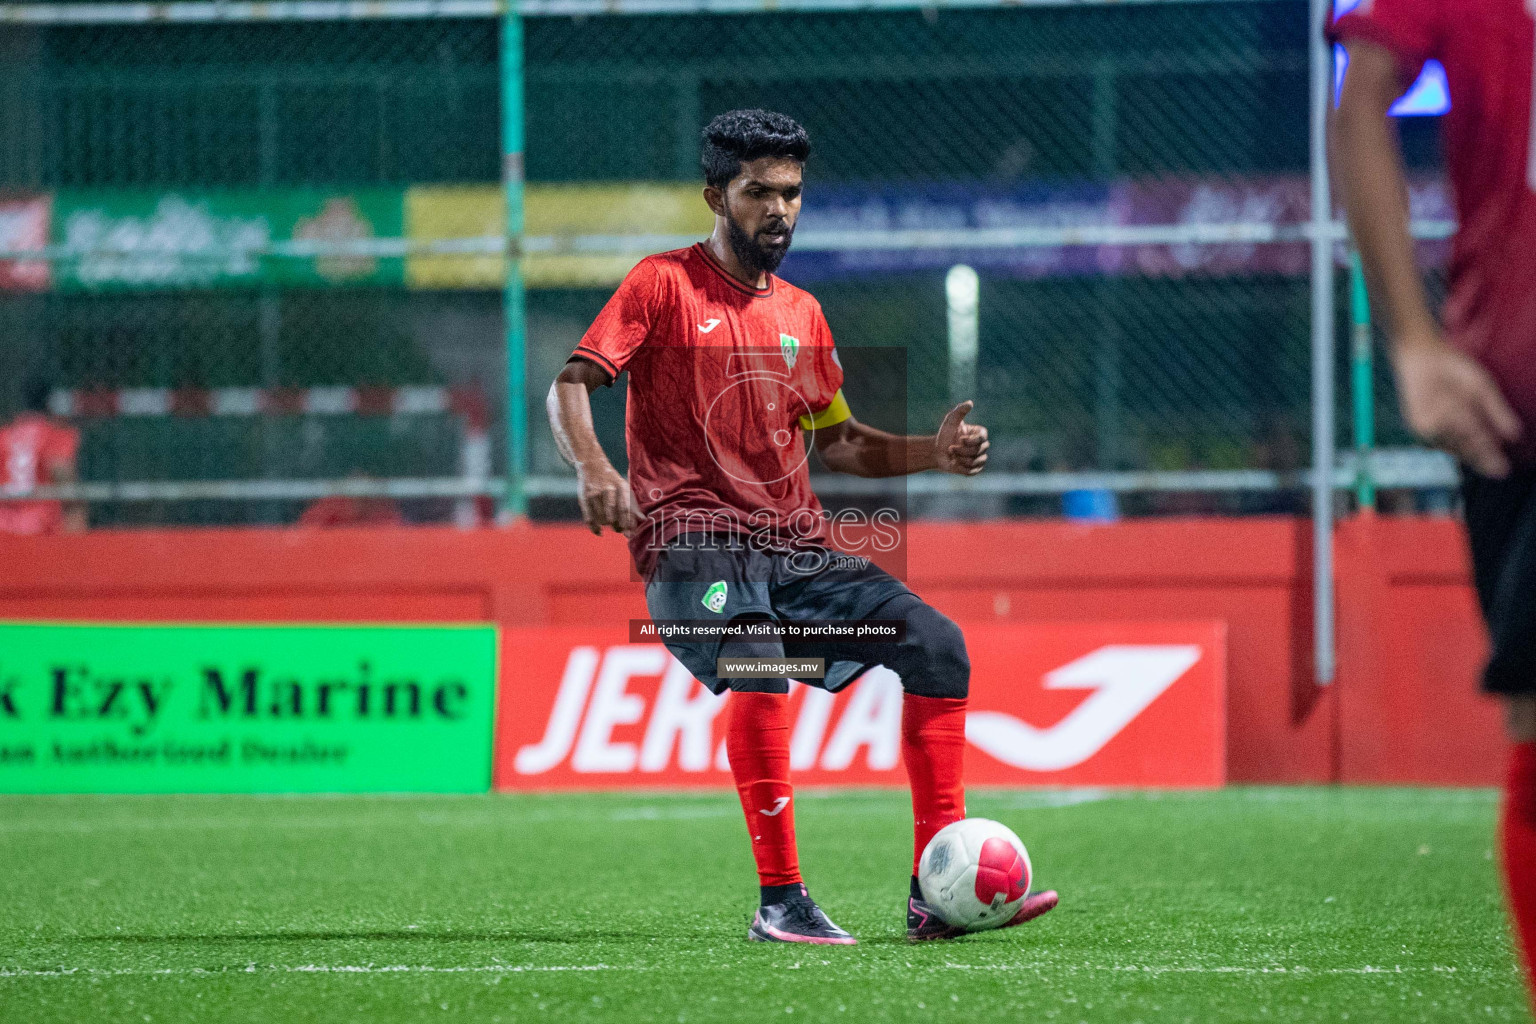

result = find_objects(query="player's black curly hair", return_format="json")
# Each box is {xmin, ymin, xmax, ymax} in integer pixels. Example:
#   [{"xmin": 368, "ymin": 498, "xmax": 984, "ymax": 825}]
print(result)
[{"xmin": 700, "ymin": 109, "xmax": 810, "ymax": 189}]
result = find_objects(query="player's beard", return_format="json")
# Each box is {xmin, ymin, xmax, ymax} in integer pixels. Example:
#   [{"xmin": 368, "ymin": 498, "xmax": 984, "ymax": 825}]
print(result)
[{"xmin": 725, "ymin": 203, "xmax": 794, "ymax": 275}]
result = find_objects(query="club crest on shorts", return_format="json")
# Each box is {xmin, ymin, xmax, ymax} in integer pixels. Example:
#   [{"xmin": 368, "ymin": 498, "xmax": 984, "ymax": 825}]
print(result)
[
  {"xmin": 780, "ymin": 333, "xmax": 799, "ymax": 370},
  {"xmin": 702, "ymin": 580, "xmax": 728, "ymax": 614}
]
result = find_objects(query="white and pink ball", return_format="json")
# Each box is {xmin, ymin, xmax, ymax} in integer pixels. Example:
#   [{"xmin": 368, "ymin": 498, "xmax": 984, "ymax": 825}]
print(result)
[{"xmin": 917, "ymin": 818, "xmax": 1033, "ymax": 931}]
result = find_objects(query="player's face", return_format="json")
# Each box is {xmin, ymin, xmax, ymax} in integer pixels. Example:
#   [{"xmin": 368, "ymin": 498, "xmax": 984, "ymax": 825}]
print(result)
[{"xmin": 720, "ymin": 157, "xmax": 803, "ymax": 274}]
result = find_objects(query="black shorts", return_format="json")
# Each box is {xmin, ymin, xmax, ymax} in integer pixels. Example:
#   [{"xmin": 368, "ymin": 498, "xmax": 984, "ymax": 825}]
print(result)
[
  {"xmin": 644, "ymin": 534, "xmax": 916, "ymax": 695},
  {"xmin": 1462, "ymin": 465, "xmax": 1536, "ymax": 695}
]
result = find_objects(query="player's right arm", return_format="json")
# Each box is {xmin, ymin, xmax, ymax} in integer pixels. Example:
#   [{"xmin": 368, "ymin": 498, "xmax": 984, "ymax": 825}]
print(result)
[
  {"xmin": 1332, "ymin": 36, "xmax": 1521, "ymax": 478},
  {"xmin": 548, "ymin": 359, "xmax": 639, "ymax": 536},
  {"xmin": 546, "ymin": 259, "xmax": 660, "ymax": 535}
]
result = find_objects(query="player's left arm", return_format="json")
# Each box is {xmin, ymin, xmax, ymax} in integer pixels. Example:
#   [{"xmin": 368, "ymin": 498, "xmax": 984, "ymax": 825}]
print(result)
[{"xmin": 812, "ymin": 399, "xmax": 988, "ymax": 478}]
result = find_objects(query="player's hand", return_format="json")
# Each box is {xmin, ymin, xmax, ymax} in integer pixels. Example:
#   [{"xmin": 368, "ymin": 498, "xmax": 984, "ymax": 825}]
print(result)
[
  {"xmin": 935, "ymin": 400, "xmax": 989, "ymax": 476},
  {"xmin": 1392, "ymin": 335, "xmax": 1522, "ymax": 479},
  {"xmin": 576, "ymin": 460, "xmax": 640, "ymax": 535}
]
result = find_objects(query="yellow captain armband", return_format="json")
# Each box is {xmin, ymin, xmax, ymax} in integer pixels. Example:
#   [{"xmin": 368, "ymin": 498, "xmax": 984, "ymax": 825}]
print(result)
[{"xmin": 798, "ymin": 389, "xmax": 852, "ymax": 431}]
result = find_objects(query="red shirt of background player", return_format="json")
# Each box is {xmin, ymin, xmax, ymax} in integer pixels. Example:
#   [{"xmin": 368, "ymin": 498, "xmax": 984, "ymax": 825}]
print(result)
[
  {"xmin": 0, "ymin": 412, "xmax": 80, "ymax": 535},
  {"xmin": 572, "ymin": 242, "xmax": 847, "ymax": 577},
  {"xmin": 1331, "ymin": 0, "xmax": 1536, "ymax": 459}
]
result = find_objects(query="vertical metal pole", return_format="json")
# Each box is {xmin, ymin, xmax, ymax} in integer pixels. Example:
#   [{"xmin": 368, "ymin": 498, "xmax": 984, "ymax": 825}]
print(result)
[
  {"xmin": 1309, "ymin": 0, "xmax": 1338, "ymax": 685},
  {"xmin": 1350, "ymin": 250, "xmax": 1376, "ymax": 512},
  {"xmin": 501, "ymin": 3, "xmax": 529, "ymax": 516}
]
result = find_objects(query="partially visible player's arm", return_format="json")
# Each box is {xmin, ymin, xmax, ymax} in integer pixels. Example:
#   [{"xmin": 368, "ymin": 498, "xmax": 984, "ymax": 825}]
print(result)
[
  {"xmin": 43, "ymin": 428, "xmax": 85, "ymax": 533},
  {"xmin": 547, "ymin": 358, "xmax": 640, "ymax": 535},
  {"xmin": 1333, "ymin": 38, "xmax": 1521, "ymax": 478},
  {"xmin": 813, "ymin": 400, "xmax": 988, "ymax": 478},
  {"xmin": 49, "ymin": 459, "xmax": 86, "ymax": 533}
]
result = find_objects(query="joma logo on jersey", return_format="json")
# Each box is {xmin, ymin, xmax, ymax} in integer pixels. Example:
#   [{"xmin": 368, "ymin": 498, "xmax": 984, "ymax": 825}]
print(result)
[{"xmin": 780, "ymin": 333, "xmax": 799, "ymax": 370}]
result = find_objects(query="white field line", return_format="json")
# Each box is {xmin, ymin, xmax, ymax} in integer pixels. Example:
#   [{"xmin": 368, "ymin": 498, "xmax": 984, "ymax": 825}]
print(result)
[
  {"xmin": 938, "ymin": 963, "xmax": 1503, "ymax": 977},
  {"xmin": 0, "ymin": 962, "xmax": 1502, "ymax": 980},
  {"xmin": 0, "ymin": 790, "xmax": 1118, "ymax": 834},
  {"xmin": 0, "ymin": 788, "xmax": 1497, "ymax": 836},
  {"xmin": 0, "ymin": 964, "xmax": 633, "ymax": 978}
]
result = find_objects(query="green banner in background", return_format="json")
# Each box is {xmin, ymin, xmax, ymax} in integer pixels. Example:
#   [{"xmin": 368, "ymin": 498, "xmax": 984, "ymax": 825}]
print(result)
[
  {"xmin": 0, "ymin": 624, "xmax": 497, "ymax": 793},
  {"xmin": 51, "ymin": 190, "xmax": 405, "ymax": 291}
]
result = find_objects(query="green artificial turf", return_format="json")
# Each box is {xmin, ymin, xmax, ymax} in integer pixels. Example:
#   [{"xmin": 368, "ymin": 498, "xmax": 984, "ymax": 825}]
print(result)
[{"xmin": 0, "ymin": 788, "xmax": 1528, "ymax": 1023}]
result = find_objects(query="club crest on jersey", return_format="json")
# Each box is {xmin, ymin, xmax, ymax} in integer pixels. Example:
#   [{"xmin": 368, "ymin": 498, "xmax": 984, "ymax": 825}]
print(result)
[
  {"xmin": 780, "ymin": 333, "xmax": 800, "ymax": 370},
  {"xmin": 702, "ymin": 580, "xmax": 728, "ymax": 614}
]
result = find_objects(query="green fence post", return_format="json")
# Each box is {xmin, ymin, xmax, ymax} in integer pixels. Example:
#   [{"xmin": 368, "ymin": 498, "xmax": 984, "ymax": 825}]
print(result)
[
  {"xmin": 1349, "ymin": 250, "xmax": 1376, "ymax": 512},
  {"xmin": 501, "ymin": 1, "xmax": 529, "ymax": 517}
]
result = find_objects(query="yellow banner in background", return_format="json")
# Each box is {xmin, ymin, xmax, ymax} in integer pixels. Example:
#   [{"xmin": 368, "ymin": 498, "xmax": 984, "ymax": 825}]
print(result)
[
  {"xmin": 405, "ymin": 184, "xmax": 712, "ymax": 290},
  {"xmin": 405, "ymin": 185, "xmax": 503, "ymax": 289}
]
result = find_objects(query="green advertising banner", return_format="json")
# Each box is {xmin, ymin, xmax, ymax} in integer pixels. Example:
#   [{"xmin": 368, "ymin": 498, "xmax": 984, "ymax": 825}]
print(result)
[
  {"xmin": 0, "ymin": 624, "xmax": 497, "ymax": 794},
  {"xmin": 51, "ymin": 190, "xmax": 406, "ymax": 291}
]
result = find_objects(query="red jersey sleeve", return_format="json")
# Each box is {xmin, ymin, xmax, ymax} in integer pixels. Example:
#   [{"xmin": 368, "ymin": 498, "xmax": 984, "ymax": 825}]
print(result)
[
  {"xmin": 1329, "ymin": 0, "xmax": 1442, "ymax": 73},
  {"xmin": 797, "ymin": 303, "xmax": 850, "ymax": 430},
  {"xmin": 811, "ymin": 304, "xmax": 844, "ymax": 399},
  {"xmin": 572, "ymin": 258, "xmax": 664, "ymax": 381}
]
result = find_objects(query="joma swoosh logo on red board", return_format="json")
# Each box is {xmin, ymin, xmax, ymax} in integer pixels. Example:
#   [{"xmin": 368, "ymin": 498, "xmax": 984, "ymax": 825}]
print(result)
[{"xmin": 493, "ymin": 622, "xmax": 1225, "ymax": 790}]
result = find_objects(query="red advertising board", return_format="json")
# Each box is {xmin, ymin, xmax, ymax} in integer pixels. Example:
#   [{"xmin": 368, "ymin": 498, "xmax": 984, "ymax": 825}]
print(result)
[{"xmin": 495, "ymin": 621, "xmax": 1226, "ymax": 790}]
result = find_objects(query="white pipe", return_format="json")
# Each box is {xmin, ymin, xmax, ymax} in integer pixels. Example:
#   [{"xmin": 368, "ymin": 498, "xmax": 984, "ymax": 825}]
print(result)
[
  {"xmin": 0, "ymin": 0, "xmax": 1277, "ymax": 26},
  {"xmin": 1308, "ymin": 0, "xmax": 1337, "ymax": 686}
]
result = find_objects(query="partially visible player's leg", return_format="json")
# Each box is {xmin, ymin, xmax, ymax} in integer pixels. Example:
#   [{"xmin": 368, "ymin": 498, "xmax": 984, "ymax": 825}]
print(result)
[
  {"xmin": 778, "ymin": 559, "xmax": 1058, "ymax": 939},
  {"xmin": 645, "ymin": 541, "xmax": 853, "ymax": 944},
  {"xmin": 859, "ymin": 593, "xmax": 1059, "ymax": 940},
  {"xmin": 878, "ymin": 597, "xmax": 971, "ymax": 876},
  {"xmin": 718, "ymin": 647, "xmax": 800, "ymax": 896},
  {"xmin": 1503, "ymin": 696, "xmax": 1535, "ymax": 1011},
  {"xmin": 721, "ymin": 634, "xmax": 855, "ymax": 945},
  {"xmin": 1463, "ymin": 467, "xmax": 1536, "ymax": 1009}
]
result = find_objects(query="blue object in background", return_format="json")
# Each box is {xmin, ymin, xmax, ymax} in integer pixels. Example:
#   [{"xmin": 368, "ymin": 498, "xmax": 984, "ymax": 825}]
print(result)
[
  {"xmin": 1331, "ymin": 0, "xmax": 1450, "ymax": 116},
  {"xmin": 1063, "ymin": 488, "xmax": 1120, "ymax": 523}
]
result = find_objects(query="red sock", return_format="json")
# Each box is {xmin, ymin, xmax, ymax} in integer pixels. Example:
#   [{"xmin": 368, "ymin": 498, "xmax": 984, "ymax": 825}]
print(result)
[
  {"xmin": 903, "ymin": 694, "xmax": 968, "ymax": 876},
  {"xmin": 1504, "ymin": 741, "xmax": 1536, "ymax": 1013},
  {"xmin": 727, "ymin": 691, "xmax": 801, "ymax": 888}
]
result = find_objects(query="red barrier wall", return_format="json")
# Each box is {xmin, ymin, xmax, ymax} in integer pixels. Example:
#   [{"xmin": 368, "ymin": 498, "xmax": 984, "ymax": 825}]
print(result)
[
  {"xmin": 1334, "ymin": 515, "xmax": 1506, "ymax": 784},
  {"xmin": 0, "ymin": 515, "xmax": 1504, "ymax": 784}
]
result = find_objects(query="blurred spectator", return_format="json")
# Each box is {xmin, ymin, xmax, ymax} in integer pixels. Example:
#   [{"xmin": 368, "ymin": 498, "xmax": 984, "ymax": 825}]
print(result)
[
  {"xmin": 299, "ymin": 474, "xmax": 404, "ymax": 528},
  {"xmin": 0, "ymin": 381, "xmax": 85, "ymax": 535}
]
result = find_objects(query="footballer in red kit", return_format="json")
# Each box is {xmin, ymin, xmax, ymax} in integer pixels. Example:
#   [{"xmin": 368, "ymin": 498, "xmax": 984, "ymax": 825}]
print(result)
[
  {"xmin": 547, "ymin": 109, "xmax": 1058, "ymax": 943},
  {"xmin": 0, "ymin": 381, "xmax": 84, "ymax": 536},
  {"xmin": 570, "ymin": 240, "xmax": 848, "ymax": 582},
  {"xmin": 1331, "ymin": 0, "xmax": 1536, "ymax": 1006}
]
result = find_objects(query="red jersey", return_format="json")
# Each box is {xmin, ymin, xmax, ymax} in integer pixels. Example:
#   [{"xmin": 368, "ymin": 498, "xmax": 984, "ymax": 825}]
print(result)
[
  {"xmin": 0, "ymin": 413, "xmax": 79, "ymax": 535},
  {"xmin": 1332, "ymin": 0, "xmax": 1536, "ymax": 457},
  {"xmin": 573, "ymin": 243, "xmax": 850, "ymax": 577}
]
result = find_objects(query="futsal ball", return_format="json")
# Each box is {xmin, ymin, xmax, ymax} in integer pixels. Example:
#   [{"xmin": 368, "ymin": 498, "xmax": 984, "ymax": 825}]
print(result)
[{"xmin": 917, "ymin": 818, "xmax": 1033, "ymax": 931}]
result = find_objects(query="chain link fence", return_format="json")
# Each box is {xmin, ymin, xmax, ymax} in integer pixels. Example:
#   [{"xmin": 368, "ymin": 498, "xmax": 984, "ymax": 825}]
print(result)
[{"xmin": 0, "ymin": 0, "xmax": 1453, "ymax": 528}]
